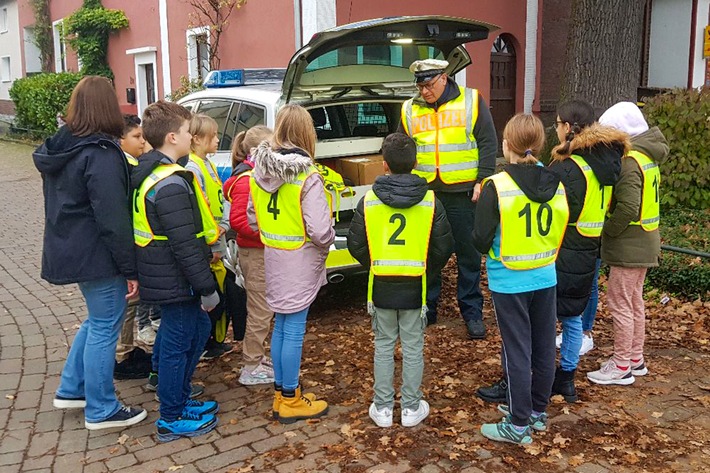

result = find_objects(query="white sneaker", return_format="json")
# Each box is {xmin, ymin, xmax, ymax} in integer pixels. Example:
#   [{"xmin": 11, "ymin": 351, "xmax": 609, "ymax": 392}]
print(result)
[
  {"xmin": 402, "ymin": 400, "xmax": 430, "ymax": 427},
  {"xmin": 137, "ymin": 326, "xmax": 156, "ymax": 345},
  {"xmin": 630, "ymin": 359, "xmax": 649, "ymax": 376},
  {"xmin": 555, "ymin": 333, "xmax": 562, "ymax": 349},
  {"xmin": 151, "ymin": 318, "xmax": 161, "ymax": 330},
  {"xmin": 587, "ymin": 359, "xmax": 635, "ymax": 386},
  {"xmin": 369, "ymin": 403, "xmax": 393, "ymax": 428},
  {"xmin": 579, "ymin": 333, "xmax": 594, "ymax": 356},
  {"xmin": 238, "ymin": 362, "xmax": 275, "ymax": 385}
]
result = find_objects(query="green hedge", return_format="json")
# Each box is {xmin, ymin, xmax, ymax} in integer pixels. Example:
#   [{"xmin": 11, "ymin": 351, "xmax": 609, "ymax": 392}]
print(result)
[
  {"xmin": 642, "ymin": 89, "xmax": 710, "ymax": 209},
  {"xmin": 9, "ymin": 72, "xmax": 84, "ymax": 137},
  {"xmin": 647, "ymin": 208, "xmax": 710, "ymax": 300}
]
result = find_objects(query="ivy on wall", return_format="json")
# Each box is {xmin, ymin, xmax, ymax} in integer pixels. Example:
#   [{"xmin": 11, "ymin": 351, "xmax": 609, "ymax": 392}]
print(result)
[
  {"xmin": 29, "ymin": 0, "xmax": 53, "ymax": 72},
  {"xmin": 64, "ymin": 0, "xmax": 129, "ymax": 79}
]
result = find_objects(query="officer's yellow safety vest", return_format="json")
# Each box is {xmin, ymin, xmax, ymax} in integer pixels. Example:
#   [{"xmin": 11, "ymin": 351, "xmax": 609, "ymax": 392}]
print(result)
[
  {"xmin": 188, "ymin": 153, "xmax": 224, "ymax": 220},
  {"xmin": 626, "ymin": 150, "xmax": 660, "ymax": 231},
  {"xmin": 569, "ymin": 155, "xmax": 612, "ymax": 237},
  {"xmin": 250, "ymin": 168, "xmax": 317, "ymax": 250},
  {"xmin": 484, "ymin": 172, "xmax": 569, "ymax": 270},
  {"xmin": 401, "ymin": 86, "xmax": 479, "ymax": 185},
  {"xmin": 363, "ymin": 189, "xmax": 435, "ymax": 313},
  {"xmin": 133, "ymin": 164, "xmax": 219, "ymax": 247}
]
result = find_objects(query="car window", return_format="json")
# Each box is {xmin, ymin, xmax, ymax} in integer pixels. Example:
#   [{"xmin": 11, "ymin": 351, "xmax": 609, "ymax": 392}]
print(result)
[
  {"xmin": 196, "ymin": 99, "xmax": 234, "ymax": 151},
  {"xmin": 305, "ymin": 45, "xmax": 445, "ymax": 72},
  {"xmin": 181, "ymin": 100, "xmax": 198, "ymax": 112},
  {"xmin": 235, "ymin": 103, "xmax": 266, "ymax": 136}
]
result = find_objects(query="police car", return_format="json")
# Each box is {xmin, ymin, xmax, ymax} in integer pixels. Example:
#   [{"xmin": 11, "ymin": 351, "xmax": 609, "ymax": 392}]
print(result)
[{"xmin": 178, "ymin": 15, "xmax": 496, "ymax": 280}]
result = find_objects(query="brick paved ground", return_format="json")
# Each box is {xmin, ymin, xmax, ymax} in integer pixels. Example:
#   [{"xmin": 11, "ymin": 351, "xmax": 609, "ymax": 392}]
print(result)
[{"xmin": 1, "ymin": 139, "xmax": 709, "ymax": 473}]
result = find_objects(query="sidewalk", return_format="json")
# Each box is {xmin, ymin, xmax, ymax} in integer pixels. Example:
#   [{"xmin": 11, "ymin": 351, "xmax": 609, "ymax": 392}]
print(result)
[{"xmin": 1, "ymin": 140, "xmax": 709, "ymax": 472}]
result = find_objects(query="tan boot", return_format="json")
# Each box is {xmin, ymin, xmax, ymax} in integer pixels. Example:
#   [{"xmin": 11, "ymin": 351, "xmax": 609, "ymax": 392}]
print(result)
[
  {"xmin": 278, "ymin": 387, "xmax": 328, "ymax": 424},
  {"xmin": 273, "ymin": 389, "xmax": 318, "ymax": 420}
]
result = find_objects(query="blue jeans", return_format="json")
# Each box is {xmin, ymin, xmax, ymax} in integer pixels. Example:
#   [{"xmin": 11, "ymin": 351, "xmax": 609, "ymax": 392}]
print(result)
[
  {"xmin": 559, "ymin": 315, "xmax": 583, "ymax": 371},
  {"xmin": 271, "ymin": 308, "xmax": 309, "ymax": 391},
  {"xmin": 57, "ymin": 276, "xmax": 126, "ymax": 422},
  {"xmin": 582, "ymin": 259, "xmax": 602, "ymax": 331},
  {"xmin": 426, "ymin": 191, "xmax": 483, "ymax": 323},
  {"xmin": 157, "ymin": 300, "xmax": 211, "ymax": 421}
]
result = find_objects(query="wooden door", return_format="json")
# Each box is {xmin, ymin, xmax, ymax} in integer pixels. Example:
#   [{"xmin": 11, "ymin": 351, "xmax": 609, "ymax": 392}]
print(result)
[{"xmin": 490, "ymin": 35, "xmax": 516, "ymax": 150}]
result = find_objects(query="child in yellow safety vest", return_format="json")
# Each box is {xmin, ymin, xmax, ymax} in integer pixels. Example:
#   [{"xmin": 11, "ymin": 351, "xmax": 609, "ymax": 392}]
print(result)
[
  {"xmin": 472, "ymin": 114, "xmax": 569, "ymax": 445},
  {"xmin": 183, "ymin": 114, "xmax": 233, "ymax": 360},
  {"xmin": 347, "ymin": 133, "xmax": 454, "ymax": 428}
]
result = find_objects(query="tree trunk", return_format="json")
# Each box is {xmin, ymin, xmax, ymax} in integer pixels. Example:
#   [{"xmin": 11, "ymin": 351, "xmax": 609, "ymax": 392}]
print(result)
[{"xmin": 559, "ymin": 0, "xmax": 647, "ymax": 114}]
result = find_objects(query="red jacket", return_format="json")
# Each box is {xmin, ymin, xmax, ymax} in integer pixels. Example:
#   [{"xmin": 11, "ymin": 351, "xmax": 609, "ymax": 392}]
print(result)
[{"xmin": 223, "ymin": 160, "xmax": 264, "ymax": 248}]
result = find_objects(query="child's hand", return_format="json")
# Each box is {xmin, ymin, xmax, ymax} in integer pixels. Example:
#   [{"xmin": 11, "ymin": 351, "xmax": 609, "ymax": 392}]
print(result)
[
  {"xmin": 211, "ymin": 252, "xmax": 222, "ymax": 264},
  {"xmin": 201, "ymin": 291, "xmax": 220, "ymax": 312},
  {"xmin": 126, "ymin": 280, "xmax": 139, "ymax": 300},
  {"xmin": 471, "ymin": 182, "xmax": 482, "ymax": 203}
]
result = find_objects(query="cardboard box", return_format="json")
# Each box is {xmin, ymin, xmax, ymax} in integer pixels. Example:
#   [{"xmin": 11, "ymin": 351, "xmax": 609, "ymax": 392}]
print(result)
[{"xmin": 338, "ymin": 154, "xmax": 384, "ymax": 186}]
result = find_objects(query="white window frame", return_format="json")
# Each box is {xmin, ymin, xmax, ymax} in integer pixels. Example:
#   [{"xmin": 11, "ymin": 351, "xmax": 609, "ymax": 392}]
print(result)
[
  {"xmin": 0, "ymin": 56, "xmax": 11, "ymax": 82},
  {"xmin": 52, "ymin": 19, "xmax": 67, "ymax": 73},
  {"xmin": 186, "ymin": 26, "xmax": 211, "ymax": 81},
  {"xmin": 126, "ymin": 47, "xmax": 158, "ymax": 116},
  {"xmin": 1, "ymin": 7, "xmax": 8, "ymax": 34}
]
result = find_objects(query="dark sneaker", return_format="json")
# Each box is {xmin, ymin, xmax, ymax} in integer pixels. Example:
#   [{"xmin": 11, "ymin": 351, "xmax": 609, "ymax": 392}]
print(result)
[
  {"xmin": 114, "ymin": 349, "xmax": 152, "ymax": 380},
  {"xmin": 84, "ymin": 406, "xmax": 147, "ymax": 430},
  {"xmin": 466, "ymin": 319, "xmax": 486, "ymax": 339},
  {"xmin": 156, "ymin": 412, "xmax": 217, "ymax": 442},
  {"xmin": 146, "ymin": 372, "xmax": 158, "ymax": 391},
  {"xmin": 200, "ymin": 342, "xmax": 233, "ymax": 360},
  {"xmin": 218, "ymin": 342, "xmax": 234, "ymax": 356},
  {"xmin": 53, "ymin": 394, "xmax": 86, "ymax": 409},
  {"xmin": 154, "ymin": 384, "xmax": 205, "ymax": 402},
  {"xmin": 481, "ymin": 419, "xmax": 533, "ymax": 445},
  {"xmin": 476, "ymin": 378, "xmax": 508, "ymax": 404},
  {"xmin": 183, "ymin": 399, "xmax": 219, "ymax": 417}
]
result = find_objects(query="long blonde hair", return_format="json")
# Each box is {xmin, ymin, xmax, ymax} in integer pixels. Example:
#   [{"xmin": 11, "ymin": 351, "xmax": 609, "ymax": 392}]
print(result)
[
  {"xmin": 503, "ymin": 114, "xmax": 546, "ymax": 165},
  {"xmin": 231, "ymin": 125, "xmax": 273, "ymax": 168},
  {"xmin": 272, "ymin": 104, "xmax": 317, "ymax": 158},
  {"xmin": 189, "ymin": 113, "xmax": 218, "ymax": 151}
]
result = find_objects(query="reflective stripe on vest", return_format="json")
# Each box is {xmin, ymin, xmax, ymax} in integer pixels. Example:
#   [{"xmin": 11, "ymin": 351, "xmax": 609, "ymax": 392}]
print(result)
[
  {"xmin": 569, "ymin": 155, "xmax": 613, "ymax": 237},
  {"xmin": 249, "ymin": 168, "xmax": 317, "ymax": 250},
  {"xmin": 484, "ymin": 172, "xmax": 569, "ymax": 270},
  {"xmin": 133, "ymin": 164, "xmax": 219, "ymax": 247},
  {"xmin": 188, "ymin": 153, "xmax": 224, "ymax": 219},
  {"xmin": 363, "ymin": 189, "xmax": 435, "ymax": 310},
  {"xmin": 626, "ymin": 150, "xmax": 661, "ymax": 231},
  {"xmin": 402, "ymin": 86, "xmax": 480, "ymax": 184}
]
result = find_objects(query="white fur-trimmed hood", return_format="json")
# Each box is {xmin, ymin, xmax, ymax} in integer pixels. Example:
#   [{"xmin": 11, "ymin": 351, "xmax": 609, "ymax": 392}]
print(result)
[{"xmin": 251, "ymin": 141, "xmax": 314, "ymax": 193}]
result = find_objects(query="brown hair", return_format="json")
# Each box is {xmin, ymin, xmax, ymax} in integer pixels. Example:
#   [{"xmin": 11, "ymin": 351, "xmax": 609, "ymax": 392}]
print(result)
[
  {"xmin": 272, "ymin": 104, "xmax": 317, "ymax": 158},
  {"xmin": 189, "ymin": 113, "xmax": 218, "ymax": 150},
  {"xmin": 553, "ymin": 99, "xmax": 595, "ymax": 159},
  {"xmin": 64, "ymin": 76, "xmax": 124, "ymax": 138},
  {"xmin": 503, "ymin": 113, "xmax": 546, "ymax": 165},
  {"xmin": 231, "ymin": 125, "xmax": 272, "ymax": 168},
  {"xmin": 142, "ymin": 100, "xmax": 192, "ymax": 150}
]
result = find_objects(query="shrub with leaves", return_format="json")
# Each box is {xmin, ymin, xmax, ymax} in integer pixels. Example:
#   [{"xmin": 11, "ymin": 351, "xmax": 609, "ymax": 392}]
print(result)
[
  {"xmin": 9, "ymin": 72, "xmax": 84, "ymax": 137},
  {"xmin": 642, "ymin": 88, "xmax": 710, "ymax": 209},
  {"xmin": 647, "ymin": 207, "xmax": 710, "ymax": 300},
  {"xmin": 166, "ymin": 75, "xmax": 206, "ymax": 102}
]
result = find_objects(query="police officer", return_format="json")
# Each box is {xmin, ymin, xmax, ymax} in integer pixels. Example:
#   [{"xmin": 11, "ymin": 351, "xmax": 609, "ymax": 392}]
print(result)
[{"xmin": 399, "ymin": 59, "xmax": 498, "ymax": 339}]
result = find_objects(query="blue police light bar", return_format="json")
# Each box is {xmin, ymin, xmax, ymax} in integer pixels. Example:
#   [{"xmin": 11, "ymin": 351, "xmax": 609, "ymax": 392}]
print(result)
[{"xmin": 203, "ymin": 69, "xmax": 245, "ymax": 88}]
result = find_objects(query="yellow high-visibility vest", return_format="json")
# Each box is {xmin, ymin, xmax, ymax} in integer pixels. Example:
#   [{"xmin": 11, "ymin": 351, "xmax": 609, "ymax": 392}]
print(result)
[
  {"xmin": 626, "ymin": 150, "xmax": 660, "ymax": 231},
  {"xmin": 125, "ymin": 152, "xmax": 139, "ymax": 166},
  {"xmin": 569, "ymin": 155, "xmax": 612, "ymax": 237},
  {"xmin": 133, "ymin": 164, "xmax": 219, "ymax": 247},
  {"xmin": 484, "ymin": 172, "xmax": 569, "ymax": 270},
  {"xmin": 188, "ymin": 153, "xmax": 224, "ymax": 220},
  {"xmin": 363, "ymin": 189, "xmax": 435, "ymax": 311},
  {"xmin": 401, "ymin": 86, "xmax": 480, "ymax": 185},
  {"xmin": 224, "ymin": 170, "xmax": 252, "ymax": 203},
  {"xmin": 250, "ymin": 168, "xmax": 317, "ymax": 250}
]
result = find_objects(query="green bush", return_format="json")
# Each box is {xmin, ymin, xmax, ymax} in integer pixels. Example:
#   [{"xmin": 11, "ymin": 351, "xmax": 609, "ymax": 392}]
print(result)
[
  {"xmin": 641, "ymin": 88, "xmax": 710, "ymax": 209},
  {"xmin": 9, "ymin": 72, "xmax": 83, "ymax": 137},
  {"xmin": 166, "ymin": 75, "xmax": 205, "ymax": 102},
  {"xmin": 646, "ymin": 207, "xmax": 710, "ymax": 300}
]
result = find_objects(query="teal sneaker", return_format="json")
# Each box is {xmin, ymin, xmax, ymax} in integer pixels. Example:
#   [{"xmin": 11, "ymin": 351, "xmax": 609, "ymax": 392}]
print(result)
[
  {"xmin": 481, "ymin": 419, "xmax": 533, "ymax": 445},
  {"xmin": 183, "ymin": 399, "xmax": 219, "ymax": 417},
  {"xmin": 155, "ymin": 412, "xmax": 217, "ymax": 442},
  {"xmin": 497, "ymin": 404, "xmax": 548, "ymax": 431}
]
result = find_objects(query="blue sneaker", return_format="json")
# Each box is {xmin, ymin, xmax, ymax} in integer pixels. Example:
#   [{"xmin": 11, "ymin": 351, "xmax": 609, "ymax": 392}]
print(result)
[
  {"xmin": 183, "ymin": 399, "xmax": 219, "ymax": 417},
  {"xmin": 497, "ymin": 404, "xmax": 548, "ymax": 431},
  {"xmin": 156, "ymin": 411, "xmax": 218, "ymax": 442},
  {"xmin": 481, "ymin": 418, "xmax": 533, "ymax": 445}
]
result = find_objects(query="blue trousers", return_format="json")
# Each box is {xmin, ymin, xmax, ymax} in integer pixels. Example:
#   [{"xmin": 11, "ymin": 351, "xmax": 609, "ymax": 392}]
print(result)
[
  {"xmin": 57, "ymin": 276, "xmax": 126, "ymax": 422},
  {"xmin": 157, "ymin": 299, "xmax": 211, "ymax": 421},
  {"xmin": 582, "ymin": 258, "xmax": 602, "ymax": 332},
  {"xmin": 426, "ymin": 191, "xmax": 483, "ymax": 323},
  {"xmin": 271, "ymin": 308, "xmax": 309, "ymax": 391}
]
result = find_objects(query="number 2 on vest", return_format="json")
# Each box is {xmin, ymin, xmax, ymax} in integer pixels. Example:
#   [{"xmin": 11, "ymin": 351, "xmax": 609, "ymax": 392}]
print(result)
[
  {"xmin": 518, "ymin": 202, "xmax": 553, "ymax": 237},
  {"xmin": 388, "ymin": 213, "xmax": 406, "ymax": 245},
  {"xmin": 267, "ymin": 192, "xmax": 280, "ymax": 220}
]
